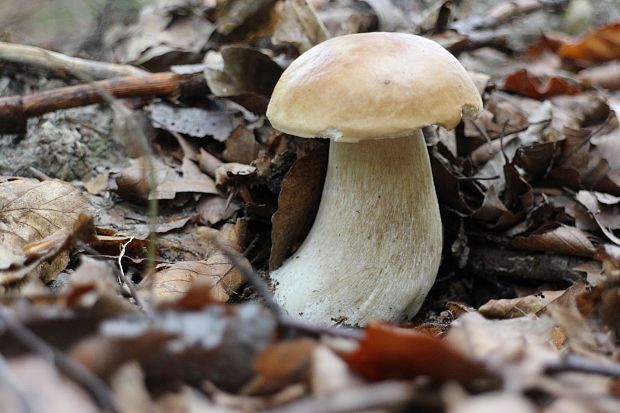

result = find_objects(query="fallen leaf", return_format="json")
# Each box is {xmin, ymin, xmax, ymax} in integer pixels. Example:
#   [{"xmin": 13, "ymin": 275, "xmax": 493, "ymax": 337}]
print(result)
[
  {"xmin": 197, "ymin": 195, "xmax": 239, "ymax": 225},
  {"xmin": 504, "ymin": 69, "xmax": 581, "ymax": 100},
  {"xmin": 479, "ymin": 290, "xmax": 565, "ymax": 319},
  {"xmin": 114, "ymin": 157, "xmax": 217, "ymax": 202},
  {"xmin": 243, "ymin": 338, "xmax": 317, "ymax": 395},
  {"xmin": 204, "ymin": 46, "xmax": 283, "ymax": 114},
  {"xmin": 270, "ymin": 146, "xmax": 328, "ymax": 270},
  {"xmin": 559, "ymin": 22, "xmax": 620, "ymax": 63},
  {"xmin": 343, "ymin": 322, "xmax": 487, "ymax": 382},
  {"xmin": 149, "ymin": 102, "xmax": 240, "ymax": 141},
  {"xmin": 215, "ymin": 0, "xmax": 278, "ymax": 36},
  {"xmin": 510, "ymin": 224, "xmax": 597, "ymax": 257},
  {"xmin": 0, "ymin": 177, "xmax": 94, "ymax": 243},
  {"xmin": 222, "ymin": 126, "xmax": 261, "ymax": 164},
  {"xmin": 139, "ymin": 257, "xmax": 245, "ymax": 305},
  {"xmin": 272, "ymin": 0, "xmax": 330, "ymax": 53},
  {"xmin": 109, "ymin": 3, "xmax": 215, "ymax": 70}
]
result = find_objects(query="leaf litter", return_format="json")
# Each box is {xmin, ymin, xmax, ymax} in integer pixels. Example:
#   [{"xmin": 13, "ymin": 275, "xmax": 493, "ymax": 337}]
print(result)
[{"xmin": 2, "ymin": 0, "xmax": 620, "ymax": 412}]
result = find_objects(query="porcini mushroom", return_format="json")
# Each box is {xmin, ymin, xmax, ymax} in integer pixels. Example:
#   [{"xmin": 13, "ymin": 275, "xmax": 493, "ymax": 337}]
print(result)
[{"xmin": 267, "ymin": 32, "xmax": 482, "ymax": 326}]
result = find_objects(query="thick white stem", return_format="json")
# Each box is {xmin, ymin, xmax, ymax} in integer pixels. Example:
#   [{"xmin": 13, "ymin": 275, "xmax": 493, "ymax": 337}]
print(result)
[{"xmin": 272, "ymin": 131, "xmax": 442, "ymax": 325}]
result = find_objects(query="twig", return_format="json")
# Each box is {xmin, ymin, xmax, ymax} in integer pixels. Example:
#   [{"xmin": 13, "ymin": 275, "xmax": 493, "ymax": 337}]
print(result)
[
  {"xmin": 0, "ymin": 72, "xmax": 207, "ymax": 134},
  {"xmin": 117, "ymin": 237, "xmax": 145, "ymax": 310},
  {"xmin": 546, "ymin": 354, "xmax": 620, "ymax": 378},
  {"xmin": 0, "ymin": 41, "xmax": 147, "ymax": 80},
  {"xmin": 0, "ymin": 308, "xmax": 119, "ymax": 413}
]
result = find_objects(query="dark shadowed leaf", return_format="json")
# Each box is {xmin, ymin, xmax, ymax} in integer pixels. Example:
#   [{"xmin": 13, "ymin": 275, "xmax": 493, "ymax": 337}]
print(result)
[{"xmin": 270, "ymin": 146, "xmax": 328, "ymax": 270}]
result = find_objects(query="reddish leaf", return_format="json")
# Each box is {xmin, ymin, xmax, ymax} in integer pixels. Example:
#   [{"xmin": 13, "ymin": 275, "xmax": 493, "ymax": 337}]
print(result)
[
  {"xmin": 343, "ymin": 323, "xmax": 488, "ymax": 382},
  {"xmin": 559, "ymin": 22, "xmax": 620, "ymax": 63},
  {"xmin": 504, "ymin": 69, "xmax": 581, "ymax": 100}
]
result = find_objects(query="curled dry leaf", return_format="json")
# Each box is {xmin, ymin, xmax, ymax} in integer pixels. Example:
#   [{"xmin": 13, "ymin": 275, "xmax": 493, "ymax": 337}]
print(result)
[
  {"xmin": 270, "ymin": 146, "xmax": 328, "ymax": 270},
  {"xmin": 559, "ymin": 22, "xmax": 620, "ymax": 63},
  {"xmin": 204, "ymin": 46, "xmax": 283, "ymax": 114},
  {"xmin": 197, "ymin": 195, "xmax": 240, "ymax": 225},
  {"xmin": 343, "ymin": 322, "xmax": 488, "ymax": 382},
  {"xmin": 139, "ymin": 256, "xmax": 245, "ymax": 305},
  {"xmin": 479, "ymin": 290, "xmax": 565, "ymax": 319},
  {"xmin": 503, "ymin": 69, "xmax": 581, "ymax": 100},
  {"xmin": 109, "ymin": 2, "xmax": 215, "ymax": 70},
  {"xmin": 115, "ymin": 157, "xmax": 217, "ymax": 202},
  {"xmin": 272, "ymin": 0, "xmax": 330, "ymax": 53},
  {"xmin": 510, "ymin": 224, "xmax": 597, "ymax": 257}
]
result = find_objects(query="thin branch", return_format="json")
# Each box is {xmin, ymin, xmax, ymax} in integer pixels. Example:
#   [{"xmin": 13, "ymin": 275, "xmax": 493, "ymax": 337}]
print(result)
[
  {"xmin": 546, "ymin": 354, "xmax": 620, "ymax": 378},
  {"xmin": 0, "ymin": 308, "xmax": 119, "ymax": 413},
  {"xmin": 117, "ymin": 236, "xmax": 145, "ymax": 310},
  {"xmin": 0, "ymin": 41, "xmax": 147, "ymax": 80},
  {"xmin": 0, "ymin": 72, "xmax": 206, "ymax": 133}
]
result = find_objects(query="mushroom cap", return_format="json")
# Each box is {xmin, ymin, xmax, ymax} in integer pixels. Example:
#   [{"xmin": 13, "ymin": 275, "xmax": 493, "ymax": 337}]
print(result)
[{"xmin": 267, "ymin": 32, "xmax": 483, "ymax": 142}]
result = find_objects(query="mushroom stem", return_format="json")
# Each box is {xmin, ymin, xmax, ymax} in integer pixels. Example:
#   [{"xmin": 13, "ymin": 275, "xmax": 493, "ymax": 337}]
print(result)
[{"xmin": 272, "ymin": 130, "xmax": 442, "ymax": 325}]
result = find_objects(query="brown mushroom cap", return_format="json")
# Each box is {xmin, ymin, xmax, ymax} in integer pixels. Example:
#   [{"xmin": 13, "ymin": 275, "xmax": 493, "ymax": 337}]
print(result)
[{"xmin": 267, "ymin": 32, "xmax": 483, "ymax": 142}]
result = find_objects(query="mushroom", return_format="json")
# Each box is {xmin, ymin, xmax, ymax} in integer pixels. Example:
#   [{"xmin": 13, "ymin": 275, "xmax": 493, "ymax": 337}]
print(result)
[{"xmin": 266, "ymin": 32, "xmax": 482, "ymax": 326}]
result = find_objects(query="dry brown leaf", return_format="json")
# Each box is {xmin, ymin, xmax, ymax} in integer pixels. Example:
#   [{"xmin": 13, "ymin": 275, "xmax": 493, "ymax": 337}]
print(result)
[
  {"xmin": 479, "ymin": 290, "xmax": 565, "ymax": 319},
  {"xmin": 197, "ymin": 195, "xmax": 239, "ymax": 225},
  {"xmin": 140, "ymin": 256, "xmax": 245, "ymax": 305},
  {"xmin": 269, "ymin": 146, "xmax": 328, "ymax": 270},
  {"xmin": 0, "ymin": 177, "xmax": 95, "ymax": 286},
  {"xmin": 272, "ymin": 0, "xmax": 330, "ymax": 53},
  {"xmin": 114, "ymin": 157, "xmax": 217, "ymax": 202},
  {"xmin": 559, "ymin": 22, "xmax": 620, "ymax": 63},
  {"xmin": 343, "ymin": 322, "xmax": 488, "ymax": 382},
  {"xmin": 503, "ymin": 69, "xmax": 581, "ymax": 100},
  {"xmin": 215, "ymin": 0, "xmax": 278, "ymax": 36},
  {"xmin": 222, "ymin": 126, "xmax": 261, "ymax": 164},
  {"xmin": 243, "ymin": 338, "xmax": 317, "ymax": 395},
  {"xmin": 0, "ymin": 177, "xmax": 94, "ymax": 243},
  {"xmin": 83, "ymin": 172, "xmax": 110, "ymax": 195},
  {"xmin": 149, "ymin": 102, "xmax": 240, "ymax": 141},
  {"xmin": 110, "ymin": 3, "xmax": 214, "ymax": 70},
  {"xmin": 446, "ymin": 312, "xmax": 560, "ymax": 381},
  {"xmin": 510, "ymin": 224, "xmax": 597, "ymax": 257},
  {"xmin": 67, "ymin": 256, "xmax": 137, "ymax": 316},
  {"xmin": 204, "ymin": 46, "xmax": 283, "ymax": 114}
]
